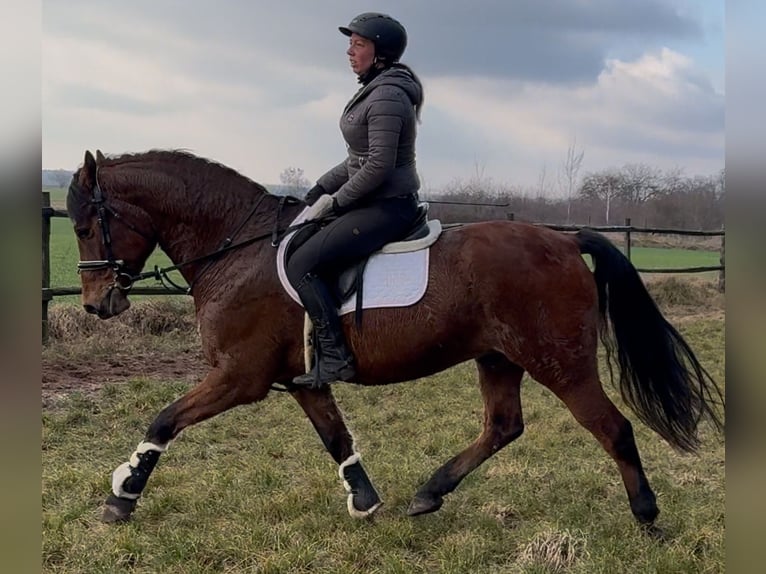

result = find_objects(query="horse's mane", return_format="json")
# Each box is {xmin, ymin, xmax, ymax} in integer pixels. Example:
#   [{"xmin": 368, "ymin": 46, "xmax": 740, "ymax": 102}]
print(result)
[{"xmin": 100, "ymin": 149, "xmax": 271, "ymax": 198}]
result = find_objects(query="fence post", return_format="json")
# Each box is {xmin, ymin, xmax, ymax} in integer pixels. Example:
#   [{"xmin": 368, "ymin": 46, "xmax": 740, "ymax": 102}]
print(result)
[
  {"xmin": 42, "ymin": 192, "xmax": 51, "ymax": 344},
  {"xmin": 624, "ymin": 217, "xmax": 631, "ymax": 261},
  {"xmin": 718, "ymin": 227, "xmax": 725, "ymax": 292}
]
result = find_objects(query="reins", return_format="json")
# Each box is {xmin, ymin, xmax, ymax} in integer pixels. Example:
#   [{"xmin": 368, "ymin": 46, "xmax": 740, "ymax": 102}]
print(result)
[{"xmin": 130, "ymin": 195, "xmax": 308, "ymax": 294}]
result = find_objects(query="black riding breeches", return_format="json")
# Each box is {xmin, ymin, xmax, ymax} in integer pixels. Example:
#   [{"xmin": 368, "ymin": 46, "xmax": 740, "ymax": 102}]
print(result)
[{"xmin": 285, "ymin": 194, "xmax": 419, "ymax": 288}]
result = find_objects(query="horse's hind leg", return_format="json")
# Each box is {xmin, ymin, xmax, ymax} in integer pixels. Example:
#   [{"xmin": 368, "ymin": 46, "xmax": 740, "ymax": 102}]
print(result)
[
  {"xmin": 548, "ymin": 376, "xmax": 659, "ymax": 525},
  {"xmin": 102, "ymin": 368, "xmax": 270, "ymax": 523},
  {"xmin": 290, "ymin": 387, "xmax": 382, "ymax": 518},
  {"xmin": 408, "ymin": 353, "xmax": 524, "ymax": 516}
]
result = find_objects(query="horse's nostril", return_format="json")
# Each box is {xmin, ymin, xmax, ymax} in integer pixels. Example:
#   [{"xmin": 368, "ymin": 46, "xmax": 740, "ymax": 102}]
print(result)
[{"xmin": 83, "ymin": 304, "xmax": 98, "ymax": 315}]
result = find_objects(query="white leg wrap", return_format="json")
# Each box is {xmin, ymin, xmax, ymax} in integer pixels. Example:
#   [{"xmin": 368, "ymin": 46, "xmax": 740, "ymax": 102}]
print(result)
[
  {"xmin": 128, "ymin": 441, "xmax": 168, "ymax": 467},
  {"xmin": 338, "ymin": 453, "xmax": 361, "ymax": 487},
  {"xmin": 338, "ymin": 453, "xmax": 381, "ymax": 519},
  {"xmin": 112, "ymin": 462, "xmax": 140, "ymax": 499},
  {"xmin": 112, "ymin": 441, "xmax": 169, "ymax": 499}
]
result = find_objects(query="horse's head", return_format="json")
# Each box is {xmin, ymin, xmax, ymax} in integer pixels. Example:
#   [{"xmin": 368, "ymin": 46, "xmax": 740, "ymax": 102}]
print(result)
[{"xmin": 67, "ymin": 150, "xmax": 158, "ymax": 319}]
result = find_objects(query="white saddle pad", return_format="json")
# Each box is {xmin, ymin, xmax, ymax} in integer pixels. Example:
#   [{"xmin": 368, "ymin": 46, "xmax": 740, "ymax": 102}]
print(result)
[{"xmin": 276, "ymin": 206, "xmax": 434, "ymax": 315}]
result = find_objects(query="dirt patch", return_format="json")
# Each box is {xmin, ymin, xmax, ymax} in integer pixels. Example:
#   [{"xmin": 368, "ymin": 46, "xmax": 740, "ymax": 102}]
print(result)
[
  {"xmin": 42, "ymin": 346, "xmax": 208, "ymax": 409},
  {"xmin": 42, "ymin": 299, "xmax": 207, "ymax": 408}
]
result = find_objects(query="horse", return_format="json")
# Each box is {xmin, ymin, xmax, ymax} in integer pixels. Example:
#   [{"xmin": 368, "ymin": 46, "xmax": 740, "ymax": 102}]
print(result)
[{"xmin": 66, "ymin": 149, "xmax": 723, "ymax": 526}]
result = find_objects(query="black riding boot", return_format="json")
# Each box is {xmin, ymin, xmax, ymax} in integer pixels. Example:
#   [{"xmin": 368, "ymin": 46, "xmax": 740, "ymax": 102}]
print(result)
[{"xmin": 292, "ymin": 273, "xmax": 356, "ymax": 388}]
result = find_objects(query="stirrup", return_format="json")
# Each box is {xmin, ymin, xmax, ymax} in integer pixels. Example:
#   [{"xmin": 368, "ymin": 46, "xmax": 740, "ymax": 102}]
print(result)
[
  {"xmin": 291, "ymin": 362, "xmax": 356, "ymax": 389},
  {"xmin": 292, "ymin": 368, "xmax": 324, "ymax": 389}
]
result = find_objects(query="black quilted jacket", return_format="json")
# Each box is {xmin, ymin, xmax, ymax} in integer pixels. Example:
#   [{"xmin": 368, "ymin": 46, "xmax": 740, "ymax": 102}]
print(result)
[{"xmin": 317, "ymin": 67, "xmax": 423, "ymax": 209}]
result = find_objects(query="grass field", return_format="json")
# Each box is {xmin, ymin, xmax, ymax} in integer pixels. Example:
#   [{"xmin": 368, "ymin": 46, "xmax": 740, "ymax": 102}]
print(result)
[
  {"xmin": 42, "ymin": 187, "xmax": 726, "ymax": 572},
  {"xmin": 42, "ymin": 305, "xmax": 725, "ymax": 573}
]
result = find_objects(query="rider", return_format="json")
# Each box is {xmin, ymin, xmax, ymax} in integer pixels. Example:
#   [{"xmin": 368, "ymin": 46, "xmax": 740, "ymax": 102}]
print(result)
[{"xmin": 285, "ymin": 12, "xmax": 424, "ymax": 388}]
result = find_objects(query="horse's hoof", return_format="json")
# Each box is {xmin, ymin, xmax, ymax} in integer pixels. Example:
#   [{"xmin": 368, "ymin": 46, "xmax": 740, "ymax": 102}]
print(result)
[
  {"xmin": 631, "ymin": 496, "xmax": 659, "ymax": 526},
  {"xmin": 101, "ymin": 494, "xmax": 137, "ymax": 523},
  {"xmin": 407, "ymin": 494, "xmax": 443, "ymax": 516},
  {"xmin": 349, "ymin": 490, "xmax": 383, "ymax": 518},
  {"xmin": 101, "ymin": 504, "xmax": 131, "ymax": 523},
  {"xmin": 641, "ymin": 523, "xmax": 668, "ymax": 542}
]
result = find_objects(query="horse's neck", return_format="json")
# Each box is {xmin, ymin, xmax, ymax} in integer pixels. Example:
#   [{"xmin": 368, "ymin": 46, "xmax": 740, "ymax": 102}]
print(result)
[{"xmin": 109, "ymin": 165, "xmax": 281, "ymax": 283}]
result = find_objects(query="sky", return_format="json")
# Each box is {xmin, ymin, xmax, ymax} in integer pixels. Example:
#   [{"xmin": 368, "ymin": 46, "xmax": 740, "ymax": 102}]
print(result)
[{"xmin": 41, "ymin": 0, "xmax": 726, "ymax": 194}]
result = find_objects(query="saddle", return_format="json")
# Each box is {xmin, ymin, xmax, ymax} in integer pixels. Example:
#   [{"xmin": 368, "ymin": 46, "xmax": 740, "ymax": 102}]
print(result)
[{"xmin": 284, "ymin": 203, "xmax": 440, "ymax": 305}]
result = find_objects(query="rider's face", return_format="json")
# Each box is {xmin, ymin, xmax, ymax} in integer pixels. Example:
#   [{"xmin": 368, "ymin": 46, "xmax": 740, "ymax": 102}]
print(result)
[{"xmin": 347, "ymin": 33, "xmax": 375, "ymax": 75}]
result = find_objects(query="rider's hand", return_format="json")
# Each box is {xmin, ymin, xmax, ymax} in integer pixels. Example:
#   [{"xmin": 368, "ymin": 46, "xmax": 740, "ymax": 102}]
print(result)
[
  {"xmin": 304, "ymin": 194, "xmax": 334, "ymax": 222},
  {"xmin": 304, "ymin": 184, "xmax": 326, "ymax": 206}
]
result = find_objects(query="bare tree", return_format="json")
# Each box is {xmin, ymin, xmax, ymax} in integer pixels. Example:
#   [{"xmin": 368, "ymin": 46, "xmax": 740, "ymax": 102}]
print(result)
[
  {"xmin": 537, "ymin": 162, "xmax": 548, "ymax": 199},
  {"xmin": 621, "ymin": 163, "xmax": 662, "ymax": 204},
  {"xmin": 579, "ymin": 169, "xmax": 622, "ymax": 224},
  {"xmin": 558, "ymin": 138, "xmax": 585, "ymax": 223},
  {"xmin": 715, "ymin": 168, "xmax": 725, "ymax": 199}
]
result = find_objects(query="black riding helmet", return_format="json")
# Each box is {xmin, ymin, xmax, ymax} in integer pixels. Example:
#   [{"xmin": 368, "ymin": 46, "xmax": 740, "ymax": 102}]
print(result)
[{"xmin": 339, "ymin": 12, "xmax": 407, "ymax": 63}]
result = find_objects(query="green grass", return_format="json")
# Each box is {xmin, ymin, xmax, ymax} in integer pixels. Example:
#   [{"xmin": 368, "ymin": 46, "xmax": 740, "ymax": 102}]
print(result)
[
  {"xmin": 627, "ymin": 246, "xmax": 720, "ymax": 271},
  {"xmin": 42, "ymin": 320, "xmax": 725, "ymax": 573},
  {"xmin": 44, "ymin": 186, "xmax": 67, "ymax": 207}
]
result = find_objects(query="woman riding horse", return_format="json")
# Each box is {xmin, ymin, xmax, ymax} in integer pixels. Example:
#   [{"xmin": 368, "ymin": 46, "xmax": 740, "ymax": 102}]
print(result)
[{"xmin": 286, "ymin": 12, "xmax": 424, "ymax": 388}]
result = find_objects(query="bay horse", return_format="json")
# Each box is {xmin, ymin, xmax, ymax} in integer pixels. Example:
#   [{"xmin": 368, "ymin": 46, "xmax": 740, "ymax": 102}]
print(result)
[{"xmin": 66, "ymin": 149, "xmax": 723, "ymax": 526}]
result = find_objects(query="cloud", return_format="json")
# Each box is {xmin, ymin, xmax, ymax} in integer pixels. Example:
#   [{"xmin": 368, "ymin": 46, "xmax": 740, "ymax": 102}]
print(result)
[
  {"xmin": 400, "ymin": 0, "xmax": 702, "ymax": 82},
  {"xmin": 423, "ymin": 47, "xmax": 723, "ymax": 186},
  {"xmin": 42, "ymin": 1, "xmax": 723, "ymax": 188}
]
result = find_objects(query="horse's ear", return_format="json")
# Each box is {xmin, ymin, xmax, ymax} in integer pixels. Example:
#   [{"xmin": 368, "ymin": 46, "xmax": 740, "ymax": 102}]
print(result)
[
  {"xmin": 96, "ymin": 149, "xmax": 106, "ymax": 163},
  {"xmin": 83, "ymin": 150, "xmax": 97, "ymax": 183}
]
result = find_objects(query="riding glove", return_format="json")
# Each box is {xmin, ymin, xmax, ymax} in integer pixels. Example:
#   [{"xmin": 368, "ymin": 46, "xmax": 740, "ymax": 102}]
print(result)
[{"xmin": 304, "ymin": 184, "xmax": 327, "ymax": 206}]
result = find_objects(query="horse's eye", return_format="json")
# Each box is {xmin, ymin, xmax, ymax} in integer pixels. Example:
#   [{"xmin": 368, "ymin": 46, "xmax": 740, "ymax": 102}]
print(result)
[{"xmin": 76, "ymin": 228, "xmax": 93, "ymax": 240}]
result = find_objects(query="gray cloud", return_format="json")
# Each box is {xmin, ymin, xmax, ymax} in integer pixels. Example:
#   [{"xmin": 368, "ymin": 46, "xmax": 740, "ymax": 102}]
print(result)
[
  {"xmin": 53, "ymin": 85, "xmax": 180, "ymax": 115},
  {"xmin": 42, "ymin": 0, "xmax": 723, "ymax": 187},
  {"xmin": 44, "ymin": 0, "xmax": 704, "ymax": 84}
]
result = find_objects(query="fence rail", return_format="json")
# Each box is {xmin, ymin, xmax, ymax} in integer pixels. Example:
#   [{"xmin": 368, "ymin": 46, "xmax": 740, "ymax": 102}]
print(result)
[{"xmin": 42, "ymin": 194, "xmax": 725, "ymax": 342}]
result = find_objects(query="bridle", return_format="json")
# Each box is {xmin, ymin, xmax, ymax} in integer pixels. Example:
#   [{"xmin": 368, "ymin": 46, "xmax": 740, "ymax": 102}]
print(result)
[
  {"xmin": 74, "ymin": 169, "xmax": 155, "ymax": 291},
  {"xmin": 73, "ymin": 169, "xmax": 309, "ymax": 294}
]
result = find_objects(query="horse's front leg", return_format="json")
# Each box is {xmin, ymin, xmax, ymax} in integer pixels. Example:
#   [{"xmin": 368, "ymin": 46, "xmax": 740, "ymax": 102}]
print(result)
[
  {"xmin": 290, "ymin": 387, "xmax": 383, "ymax": 518},
  {"xmin": 102, "ymin": 367, "xmax": 270, "ymax": 523}
]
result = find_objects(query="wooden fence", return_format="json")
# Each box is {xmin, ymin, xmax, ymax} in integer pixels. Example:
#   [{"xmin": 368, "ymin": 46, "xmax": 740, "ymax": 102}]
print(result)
[{"xmin": 42, "ymin": 193, "xmax": 725, "ymax": 343}]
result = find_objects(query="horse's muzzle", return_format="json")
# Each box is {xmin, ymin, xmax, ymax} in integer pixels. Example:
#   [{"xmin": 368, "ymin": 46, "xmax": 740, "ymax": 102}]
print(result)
[{"xmin": 83, "ymin": 287, "xmax": 131, "ymax": 319}]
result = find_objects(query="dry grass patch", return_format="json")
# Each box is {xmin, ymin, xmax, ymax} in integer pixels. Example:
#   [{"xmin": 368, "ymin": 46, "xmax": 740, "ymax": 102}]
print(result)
[
  {"xmin": 47, "ymin": 298, "xmax": 197, "ymax": 341},
  {"xmin": 644, "ymin": 276, "xmax": 724, "ymax": 319},
  {"xmin": 516, "ymin": 526, "xmax": 590, "ymax": 572}
]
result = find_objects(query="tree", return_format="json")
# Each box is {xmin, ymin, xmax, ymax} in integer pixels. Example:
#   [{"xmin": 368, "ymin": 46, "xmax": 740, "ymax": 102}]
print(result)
[
  {"xmin": 620, "ymin": 163, "xmax": 662, "ymax": 204},
  {"xmin": 558, "ymin": 138, "xmax": 585, "ymax": 224},
  {"xmin": 579, "ymin": 169, "xmax": 622, "ymax": 224},
  {"xmin": 715, "ymin": 168, "xmax": 725, "ymax": 200},
  {"xmin": 537, "ymin": 162, "xmax": 549, "ymax": 199},
  {"xmin": 279, "ymin": 166, "xmax": 310, "ymax": 196}
]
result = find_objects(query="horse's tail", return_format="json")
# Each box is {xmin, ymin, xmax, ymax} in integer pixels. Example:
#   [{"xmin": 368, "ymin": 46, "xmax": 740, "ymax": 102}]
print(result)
[{"xmin": 575, "ymin": 228, "xmax": 724, "ymax": 453}]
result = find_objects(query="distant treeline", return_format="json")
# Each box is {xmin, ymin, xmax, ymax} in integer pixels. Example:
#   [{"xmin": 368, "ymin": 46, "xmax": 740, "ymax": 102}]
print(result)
[
  {"xmin": 420, "ymin": 164, "xmax": 724, "ymax": 230},
  {"xmin": 45, "ymin": 161, "xmax": 725, "ymax": 231}
]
